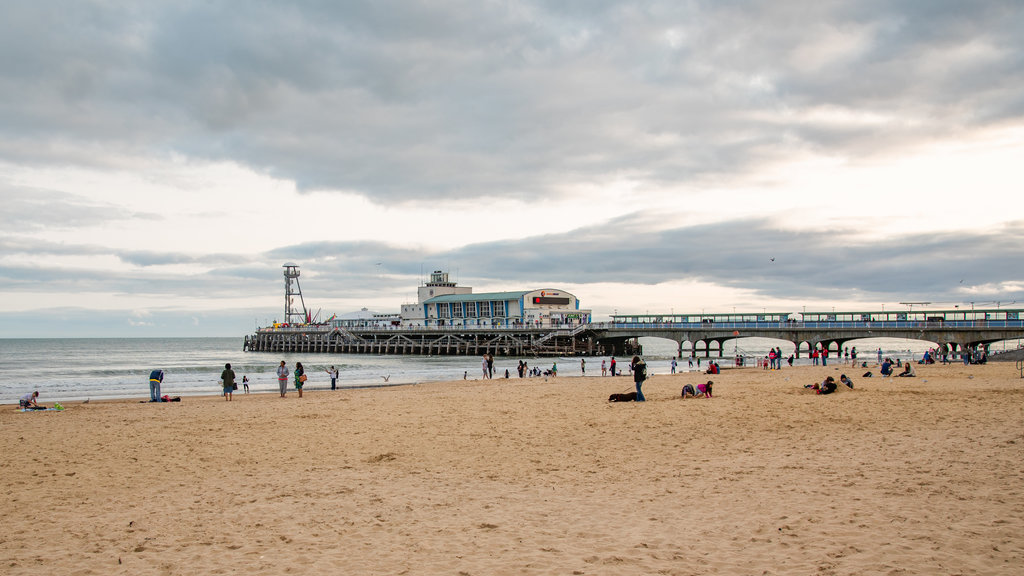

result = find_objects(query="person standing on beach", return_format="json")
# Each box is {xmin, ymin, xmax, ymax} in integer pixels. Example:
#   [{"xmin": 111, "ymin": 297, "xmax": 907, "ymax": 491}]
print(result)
[
  {"xmin": 610, "ymin": 357, "xmax": 617, "ymax": 376},
  {"xmin": 294, "ymin": 362, "xmax": 306, "ymax": 398},
  {"xmin": 482, "ymin": 355, "xmax": 489, "ymax": 379},
  {"xmin": 325, "ymin": 366, "xmax": 339, "ymax": 390},
  {"xmin": 631, "ymin": 356, "xmax": 647, "ymax": 402},
  {"xmin": 601, "ymin": 359, "xmax": 607, "ymax": 376},
  {"xmin": 581, "ymin": 358, "xmax": 585, "ymax": 375},
  {"xmin": 221, "ymin": 363, "xmax": 235, "ymax": 401},
  {"xmin": 149, "ymin": 369, "xmax": 165, "ymax": 402},
  {"xmin": 671, "ymin": 358, "xmax": 677, "ymax": 374},
  {"xmin": 276, "ymin": 361, "xmax": 289, "ymax": 398},
  {"xmin": 487, "ymin": 353, "xmax": 495, "ymax": 379}
]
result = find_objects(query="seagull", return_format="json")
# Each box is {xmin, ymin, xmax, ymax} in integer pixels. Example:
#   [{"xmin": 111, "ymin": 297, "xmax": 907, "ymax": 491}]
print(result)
[
  {"xmin": 770, "ymin": 257, "xmax": 775, "ymax": 262},
  {"xmin": 381, "ymin": 375, "xmax": 390, "ymax": 382}
]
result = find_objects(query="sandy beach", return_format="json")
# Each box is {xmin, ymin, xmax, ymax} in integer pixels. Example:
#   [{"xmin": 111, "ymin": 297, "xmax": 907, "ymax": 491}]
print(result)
[{"xmin": 2, "ymin": 361, "xmax": 1023, "ymax": 575}]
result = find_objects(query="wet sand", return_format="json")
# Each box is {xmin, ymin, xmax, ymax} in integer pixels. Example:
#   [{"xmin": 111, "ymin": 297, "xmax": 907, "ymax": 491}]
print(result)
[{"xmin": 2, "ymin": 362, "xmax": 1023, "ymax": 575}]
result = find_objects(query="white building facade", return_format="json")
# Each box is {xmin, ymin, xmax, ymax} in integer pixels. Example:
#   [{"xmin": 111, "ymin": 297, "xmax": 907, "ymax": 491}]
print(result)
[{"xmin": 399, "ymin": 271, "xmax": 590, "ymax": 328}]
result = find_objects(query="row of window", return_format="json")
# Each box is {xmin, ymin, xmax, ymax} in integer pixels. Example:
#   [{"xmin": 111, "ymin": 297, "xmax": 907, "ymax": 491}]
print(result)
[{"xmin": 435, "ymin": 301, "xmax": 507, "ymax": 318}]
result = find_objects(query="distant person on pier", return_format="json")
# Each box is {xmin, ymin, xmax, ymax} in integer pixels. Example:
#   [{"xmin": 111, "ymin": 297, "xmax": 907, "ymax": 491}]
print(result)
[
  {"xmin": 631, "ymin": 356, "xmax": 647, "ymax": 402},
  {"xmin": 277, "ymin": 361, "xmax": 289, "ymax": 397},
  {"xmin": 221, "ymin": 363, "xmax": 235, "ymax": 401},
  {"xmin": 294, "ymin": 362, "xmax": 306, "ymax": 397},
  {"xmin": 148, "ymin": 369, "xmax": 165, "ymax": 402}
]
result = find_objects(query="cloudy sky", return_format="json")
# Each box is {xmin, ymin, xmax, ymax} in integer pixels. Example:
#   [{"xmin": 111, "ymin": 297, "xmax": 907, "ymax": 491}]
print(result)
[{"xmin": 2, "ymin": 1, "xmax": 1023, "ymax": 337}]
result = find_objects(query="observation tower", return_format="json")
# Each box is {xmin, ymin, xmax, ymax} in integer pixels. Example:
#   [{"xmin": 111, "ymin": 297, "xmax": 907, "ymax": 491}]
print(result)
[{"xmin": 283, "ymin": 263, "xmax": 308, "ymax": 324}]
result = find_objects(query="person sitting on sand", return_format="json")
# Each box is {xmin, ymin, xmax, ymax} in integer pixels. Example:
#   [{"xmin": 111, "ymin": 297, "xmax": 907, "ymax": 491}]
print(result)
[
  {"xmin": 681, "ymin": 384, "xmax": 696, "ymax": 398},
  {"xmin": 840, "ymin": 374, "xmax": 854, "ymax": 389},
  {"xmin": 817, "ymin": 376, "xmax": 837, "ymax": 395},
  {"xmin": 880, "ymin": 359, "xmax": 894, "ymax": 376},
  {"xmin": 897, "ymin": 363, "xmax": 916, "ymax": 377},
  {"xmin": 19, "ymin": 391, "xmax": 42, "ymax": 409}
]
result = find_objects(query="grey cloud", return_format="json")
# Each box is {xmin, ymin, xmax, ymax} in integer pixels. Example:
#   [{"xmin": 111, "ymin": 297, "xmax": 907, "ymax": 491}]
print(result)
[
  {"xmin": 1, "ymin": 187, "xmax": 149, "ymax": 231},
  {"xmin": 2, "ymin": 1, "xmax": 1021, "ymax": 201},
  {"xmin": 3, "ymin": 217, "xmax": 1020, "ymax": 335}
]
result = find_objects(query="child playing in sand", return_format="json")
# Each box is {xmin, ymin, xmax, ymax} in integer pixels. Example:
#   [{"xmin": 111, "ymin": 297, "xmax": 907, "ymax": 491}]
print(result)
[
  {"xmin": 681, "ymin": 384, "xmax": 696, "ymax": 398},
  {"xmin": 697, "ymin": 381, "xmax": 713, "ymax": 398}
]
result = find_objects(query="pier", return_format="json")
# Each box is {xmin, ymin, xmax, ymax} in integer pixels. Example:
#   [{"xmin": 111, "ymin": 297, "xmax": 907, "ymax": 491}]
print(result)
[
  {"xmin": 244, "ymin": 308, "xmax": 1024, "ymax": 358},
  {"xmin": 243, "ymin": 324, "xmax": 640, "ymax": 357}
]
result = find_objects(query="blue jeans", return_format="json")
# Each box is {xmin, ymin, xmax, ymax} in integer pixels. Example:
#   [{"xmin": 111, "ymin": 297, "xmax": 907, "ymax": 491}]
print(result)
[
  {"xmin": 149, "ymin": 380, "xmax": 161, "ymax": 401},
  {"xmin": 635, "ymin": 380, "xmax": 646, "ymax": 402}
]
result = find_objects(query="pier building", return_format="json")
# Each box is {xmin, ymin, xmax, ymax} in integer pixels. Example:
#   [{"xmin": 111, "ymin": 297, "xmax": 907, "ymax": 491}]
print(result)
[{"xmin": 397, "ymin": 271, "xmax": 590, "ymax": 328}]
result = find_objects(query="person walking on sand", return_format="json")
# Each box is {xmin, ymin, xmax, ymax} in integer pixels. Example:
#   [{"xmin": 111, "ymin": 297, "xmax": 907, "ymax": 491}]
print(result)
[
  {"xmin": 631, "ymin": 356, "xmax": 647, "ymax": 402},
  {"xmin": 221, "ymin": 363, "xmax": 235, "ymax": 401},
  {"xmin": 601, "ymin": 359, "xmax": 607, "ymax": 376},
  {"xmin": 294, "ymin": 361, "xmax": 306, "ymax": 398},
  {"xmin": 149, "ymin": 369, "xmax": 165, "ymax": 402},
  {"xmin": 325, "ymin": 365, "xmax": 339, "ymax": 390},
  {"xmin": 276, "ymin": 360, "xmax": 289, "ymax": 398}
]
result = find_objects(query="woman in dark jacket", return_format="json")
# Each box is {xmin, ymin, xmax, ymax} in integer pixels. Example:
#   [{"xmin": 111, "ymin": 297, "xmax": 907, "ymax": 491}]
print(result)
[{"xmin": 631, "ymin": 356, "xmax": 647, "ymax": 402}]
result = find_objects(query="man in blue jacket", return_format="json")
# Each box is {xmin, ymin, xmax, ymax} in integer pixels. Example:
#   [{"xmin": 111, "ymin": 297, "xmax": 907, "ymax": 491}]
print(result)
[{"xmin": 149, "ymin": 369, "xmax": 165, "ymax": 402}]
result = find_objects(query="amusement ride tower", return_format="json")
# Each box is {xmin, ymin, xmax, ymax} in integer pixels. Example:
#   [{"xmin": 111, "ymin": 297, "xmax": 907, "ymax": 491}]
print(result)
[{"xmin": 283, "ymin": 263, "xmax": 308, "ymax": 324}]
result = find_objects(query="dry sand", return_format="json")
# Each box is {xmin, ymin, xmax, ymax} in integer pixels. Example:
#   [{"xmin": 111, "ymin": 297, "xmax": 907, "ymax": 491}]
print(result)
[{"xmin": 2, "ymin": 362, "xmax": 1023, "ymax": 575}]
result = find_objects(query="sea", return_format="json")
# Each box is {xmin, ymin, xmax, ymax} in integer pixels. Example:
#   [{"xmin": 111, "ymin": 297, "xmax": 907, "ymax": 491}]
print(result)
[{"xmin": 0, "ymin": 335, "xmax": 963, "ymax": 404}]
